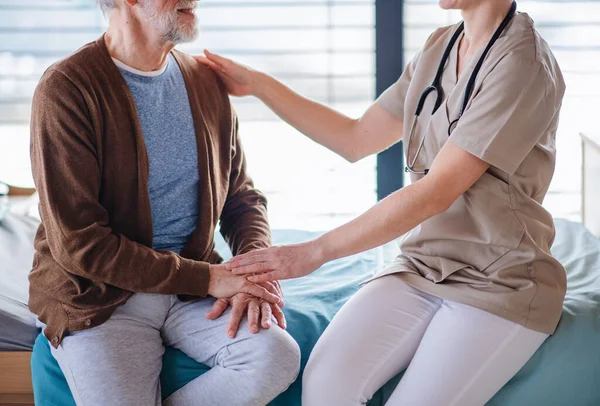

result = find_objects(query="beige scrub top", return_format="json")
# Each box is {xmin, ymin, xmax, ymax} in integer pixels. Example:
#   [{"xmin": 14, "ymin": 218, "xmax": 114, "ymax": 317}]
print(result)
[{"xmin": 375, "ymin": 13, "xmax": 567, "ymax": 335}]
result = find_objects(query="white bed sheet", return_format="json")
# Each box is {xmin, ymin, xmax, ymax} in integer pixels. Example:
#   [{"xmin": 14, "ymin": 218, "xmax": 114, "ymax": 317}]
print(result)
[
  {"xmin": 0, "ymin": 294, "xmax": 38, "ymax": 350},
  {"xmin": 0, "ymin": 212, "xmax": 39, "ymax": 350},
  {"xmin": 0, "ymin": 212, "xmax": 37, "ymax": 304}
]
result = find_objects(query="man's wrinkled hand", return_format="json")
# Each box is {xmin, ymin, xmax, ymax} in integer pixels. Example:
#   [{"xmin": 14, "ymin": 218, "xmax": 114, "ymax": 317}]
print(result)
[{"xmin": 206, "ymin": 293, "xmax": 287, "ymax": 338}]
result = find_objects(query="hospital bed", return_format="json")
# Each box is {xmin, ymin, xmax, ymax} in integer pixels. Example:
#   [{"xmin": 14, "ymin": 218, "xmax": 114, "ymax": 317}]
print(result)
[
  {"xmin": 2, "ymin": 131, "xmax": 600, "ymax": 404},
  {"xmin": 581, "ymin": 132, "xmax": 600, "ymax": 238}
]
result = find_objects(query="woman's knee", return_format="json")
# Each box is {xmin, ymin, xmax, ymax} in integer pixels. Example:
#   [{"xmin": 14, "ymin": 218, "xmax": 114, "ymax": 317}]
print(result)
[
  {"xmin": 302, "ymin": 351, "xmax": 332, "ymax": 402},
  {"xmin": 301, "ymin": 337, "xmax": 364, "ymax": 406}
]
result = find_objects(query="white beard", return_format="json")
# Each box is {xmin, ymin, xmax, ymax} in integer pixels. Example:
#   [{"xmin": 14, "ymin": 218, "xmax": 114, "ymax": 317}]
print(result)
[{"xmin": 139, "ymin": 0, "xmax": 198, "ymax": 44}]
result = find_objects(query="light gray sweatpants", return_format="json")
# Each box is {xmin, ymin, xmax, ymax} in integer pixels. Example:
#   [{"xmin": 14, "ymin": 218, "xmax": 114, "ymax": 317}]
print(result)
[{"xmin": 49, "ymin": 294, "xmax": 301, "ymax": 406}]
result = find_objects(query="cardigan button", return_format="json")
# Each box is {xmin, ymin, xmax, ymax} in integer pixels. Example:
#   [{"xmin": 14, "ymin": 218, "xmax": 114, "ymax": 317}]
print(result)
[
  {"xmin": 52, "ymin": 336, "xmax": 59, "ymax": 344},
  {"xmin": 84, "ymin": 319, "xmax": 92, "ymax": 327}
]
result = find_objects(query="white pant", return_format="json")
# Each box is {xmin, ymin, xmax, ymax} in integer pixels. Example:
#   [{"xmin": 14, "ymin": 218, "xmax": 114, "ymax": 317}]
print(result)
[{"xmin": 302, "ymin": 276, "xmax": 548, "ymax": 406}]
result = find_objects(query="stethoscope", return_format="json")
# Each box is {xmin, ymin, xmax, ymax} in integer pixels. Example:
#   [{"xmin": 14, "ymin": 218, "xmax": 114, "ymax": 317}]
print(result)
[{"xmin": 405, "ymin": 1, "xmax": 518, "ymax": 175}]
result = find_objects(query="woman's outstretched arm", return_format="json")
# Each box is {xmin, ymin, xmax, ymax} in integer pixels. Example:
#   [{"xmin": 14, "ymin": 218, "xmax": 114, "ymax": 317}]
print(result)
[
  {"xmin": 197, "ymin": 51, "xmax": 403, "ymax": 163},
  {"xmin": 226, "ymin": 141, "xmax": 490, "ymax": 282}
]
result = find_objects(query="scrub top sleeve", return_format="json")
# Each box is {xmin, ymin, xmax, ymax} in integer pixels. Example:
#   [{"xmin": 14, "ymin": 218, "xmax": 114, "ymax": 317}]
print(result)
[
  {"xmin": 376, "ymin": 51, "xmax": 422, "ymax": 122},
  {"xmin": 448, "ymin": 55, "xmax": 563, "ymax": 176}
]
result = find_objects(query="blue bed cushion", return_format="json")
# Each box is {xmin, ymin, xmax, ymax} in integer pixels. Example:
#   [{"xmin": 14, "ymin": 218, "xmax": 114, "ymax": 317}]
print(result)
[{"xmin": 31, "ymin": 220, "xmax": 600, "ymax": 405}]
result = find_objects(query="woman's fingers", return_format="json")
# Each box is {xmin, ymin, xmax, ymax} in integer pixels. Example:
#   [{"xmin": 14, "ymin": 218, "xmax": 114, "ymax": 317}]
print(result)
[
  {"xmin": 244, "ymin": 283, "xmax": 280, "ymax": 304},
  {"xmin": 194, "ymin": 55, "xmax": 222, "ymax": 72},
  {"xmin": 269, "ymin": 281, "xmax": 284, "ymax": 307},
  {"xmin": 259, "ymin": 281, "xmax": 280, "ymax": 301},
  {"xmin": 273, "ymin": 281, "xmax": 285, "ymax": 307},
  {"xmin": 274, "ymin": 280, "xmax": 283, "ymax": 296},
  {"xmin": 264, "ymin": 281, "xmax": 284, "ymax": 307},
  {"xmin": 228, "ymin": 254, "xmax": 267, "ymax": 269},
  {"xmin": 197, "ymin": 51, "xmax": 257, "ymax": 97},
  {"xmin": 248, "ymin": 271, "xmax": 286, "ymax": 284},
  {"xmin": 260, "ymin": 301, "xmax": 272, "ymax": 329},
  {"xmin": 203, "ymin": 49, "xmax": 228, "ymax": 64},
  {"xmin": 194, "ymin": 55, "xmax": 213, "ymax": 66},
  {"xmin": 226, "ymin": 249, "xmax": 269, "ymax": 269},
  {"xmin": 228, "ymin": 251, "xmax": 277, "ymax": 275},
  {"xmin": 231, "ymin": 261, "xmax": 274, "ymax": 275}
]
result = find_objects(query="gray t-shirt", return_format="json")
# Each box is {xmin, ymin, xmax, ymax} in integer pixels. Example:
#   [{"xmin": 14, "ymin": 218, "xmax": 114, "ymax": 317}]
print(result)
[{"xmin": 115, "ymin": 54, "xmax": 199, "ymax": 254}]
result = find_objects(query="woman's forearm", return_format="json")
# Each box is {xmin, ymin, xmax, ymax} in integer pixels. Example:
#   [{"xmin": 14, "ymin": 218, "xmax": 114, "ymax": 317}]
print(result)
[
  {"xmin": 252, "ymin": 72, "xmax": 359, "ymax": 161},
  {"xmin": 312, "ymin": 140, "xmax": 491, "ymax": 264},
  {"xmin": 314, "ymin": 178, "xmax": 448, "ymax": 264}
]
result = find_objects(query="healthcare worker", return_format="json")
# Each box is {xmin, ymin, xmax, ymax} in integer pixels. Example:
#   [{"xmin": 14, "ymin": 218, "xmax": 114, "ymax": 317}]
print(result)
[{"xmin": 200, "ymin": 0, "xmax": 566, "ymax": 404}]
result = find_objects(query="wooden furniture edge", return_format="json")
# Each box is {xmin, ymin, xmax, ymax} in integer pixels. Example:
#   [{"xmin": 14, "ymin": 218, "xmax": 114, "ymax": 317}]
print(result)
[{"xmin": 0, "ymin": 352, "xmax": 33, "ymax": 394}]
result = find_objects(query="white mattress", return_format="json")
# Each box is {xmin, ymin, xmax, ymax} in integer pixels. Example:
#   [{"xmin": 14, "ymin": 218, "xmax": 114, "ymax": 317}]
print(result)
[
  {"xmin": 0, "ymin": 212, "xmax": 37, "ymax": 303},
  {"xmin": 0, "ymin": 212, "xmax": 39, "ymax": 350},
  {"xmin": 0, "ymin": 294, "xmax": 38, "ymax": 350}
]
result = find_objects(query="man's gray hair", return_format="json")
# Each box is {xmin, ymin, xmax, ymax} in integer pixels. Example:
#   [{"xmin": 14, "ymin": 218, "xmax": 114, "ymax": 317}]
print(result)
[{"xmin": 97, "ymin": 0, "xmax": 116, "ymax": 17}]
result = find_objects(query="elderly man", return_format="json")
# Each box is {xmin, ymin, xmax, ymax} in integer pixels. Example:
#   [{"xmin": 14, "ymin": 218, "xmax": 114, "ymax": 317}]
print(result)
[{"xmin": 28, "ymin": 0, "xmax": 300, "ymax": 404}]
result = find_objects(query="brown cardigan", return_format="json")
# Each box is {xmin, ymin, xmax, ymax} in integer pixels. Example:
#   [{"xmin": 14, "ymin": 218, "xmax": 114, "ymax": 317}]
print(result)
[{"xmin": 29, "ymin": 36, "xmax": 271, "ymax": 348}]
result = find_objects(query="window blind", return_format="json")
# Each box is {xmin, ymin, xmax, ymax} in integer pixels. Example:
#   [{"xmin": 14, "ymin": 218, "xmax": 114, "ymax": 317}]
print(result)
[
  {"xmin": 0, "ymin": 0, "xmax": 375, "ymax": 123},
  {"xmin": 0, "ymin": 0, "xmax": 377, "ymax": 229}
]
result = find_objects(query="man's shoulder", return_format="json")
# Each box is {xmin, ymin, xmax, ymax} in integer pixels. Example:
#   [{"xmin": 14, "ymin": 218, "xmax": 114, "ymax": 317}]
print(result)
[
  {"xmin": 172, "ymin": 50, "xmax": 228, "ymax": 96},
  {"xmin": 45, "ymin": 40, "xmax": 103, "ymax": 79},
  {"xmin": 38, "ymin": 39, "xmax": 106, "ymax": 95}
]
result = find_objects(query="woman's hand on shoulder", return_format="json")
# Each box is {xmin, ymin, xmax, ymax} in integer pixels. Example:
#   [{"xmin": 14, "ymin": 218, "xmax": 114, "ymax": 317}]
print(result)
[{"xmin": 195, "ymin": 50, "xmax": 258, "ymax": 97}]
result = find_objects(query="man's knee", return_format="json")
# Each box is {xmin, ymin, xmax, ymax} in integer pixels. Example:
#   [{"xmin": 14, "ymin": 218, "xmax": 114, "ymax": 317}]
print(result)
[
  {"xmin": 258, "ymin": 328, "xmax": 301, "ymax": 390},
  {"xmin": 232, "ymin": 327, "xmax": 301, "ymax": 404}
]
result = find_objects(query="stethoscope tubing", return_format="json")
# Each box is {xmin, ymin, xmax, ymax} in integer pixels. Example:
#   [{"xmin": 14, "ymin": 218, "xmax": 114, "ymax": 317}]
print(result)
[{"xmin": 405, "ymin": 1, "xmax": 517, "ymax": 175}]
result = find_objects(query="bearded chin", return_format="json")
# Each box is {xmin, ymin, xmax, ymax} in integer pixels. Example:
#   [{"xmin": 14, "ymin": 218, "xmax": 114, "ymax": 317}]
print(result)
[
  {"xmin": 159, "ymin": 14, "xmax": 198, "ymax": 44},
  {"xmin": 164, "ymin": 14, "xmax": 198, "ymax": 43},
  {"xmin": 141, "ymin": 2, "xmax": 199, "ymax": 44}
]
